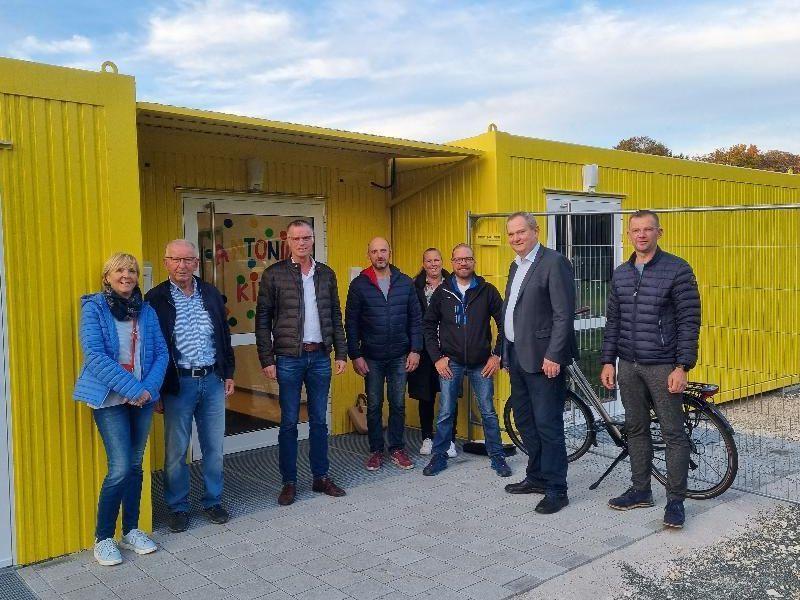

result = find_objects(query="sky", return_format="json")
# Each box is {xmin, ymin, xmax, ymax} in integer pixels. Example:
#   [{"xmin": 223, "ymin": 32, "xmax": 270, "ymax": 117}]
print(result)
[{"xmin": 2, "ymin": 0, "xmax": 799, "ymax": 154}]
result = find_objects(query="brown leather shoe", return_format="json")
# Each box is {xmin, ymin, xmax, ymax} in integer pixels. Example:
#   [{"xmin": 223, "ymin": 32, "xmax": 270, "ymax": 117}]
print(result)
[
  {"xmin": 312, "ymin": 476, "xmax": 346, "ymax": 497},
  {"xmin": 278, "ymin": 483, "xmax": 296, "ymax": 506}
]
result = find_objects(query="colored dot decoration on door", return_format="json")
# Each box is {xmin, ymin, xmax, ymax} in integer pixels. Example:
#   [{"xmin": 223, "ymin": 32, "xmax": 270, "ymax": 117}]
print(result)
[
  {"xmin": 228, "ymin": 317, "xmax": 237, "ymax": 326},
  {"xmin": 247, "ymin": 310, "xmax": 255, "ymax": 319},
  {"xmin": 249, "ymin": 217, "xmax": 259, "ymax": 228},
  {"xmin": 248, "ymin": 258, "xmax": 256, "ymax": 268},
  {"xmin": 224, "ymin": 218, "xmax": 233, "ymax": 228},
  {"xmin": 249, "ymin": 272, "xmax": 259, "ymax": 281},
  {"xmin": 204, "ymin": 248, "xmax": 213, "ymax": 259},
  {"xmin": 236, "ymin": 274, "xmax": 246, "ymax": 284},
  {"xmin": 264, "ymin": 228, "xmax": 273, "ymax": 237}
]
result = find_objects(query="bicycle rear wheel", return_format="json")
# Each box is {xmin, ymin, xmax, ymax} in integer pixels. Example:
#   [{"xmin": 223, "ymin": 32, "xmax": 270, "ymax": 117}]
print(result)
[
  {"xmin": 650, "ymin": 396, "xmax": 738, "ymax": 500},
  {"xmin": 503, "ymin": 390, "xmax": 595, "ymax": 463}
]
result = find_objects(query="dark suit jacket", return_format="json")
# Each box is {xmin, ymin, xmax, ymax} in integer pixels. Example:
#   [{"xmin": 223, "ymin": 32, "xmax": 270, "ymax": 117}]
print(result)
[{"xmin": 502, "ymin": 245, "xmax": 579, "ymax": 373}]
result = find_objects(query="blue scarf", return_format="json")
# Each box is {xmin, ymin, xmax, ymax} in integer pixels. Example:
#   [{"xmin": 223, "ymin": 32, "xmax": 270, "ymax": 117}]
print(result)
[{"xmin": 102, "ymin": 286, "xmax": 143, "ymax": 321}]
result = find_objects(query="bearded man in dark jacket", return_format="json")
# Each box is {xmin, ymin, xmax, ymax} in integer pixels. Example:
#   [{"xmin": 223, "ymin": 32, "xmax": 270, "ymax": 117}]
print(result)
[
  {"xmin": 600, "ymin": 209, "xmax": 701, "ymax": 529},
  {"xmin": 421, "ymin": 243, "xmax": 512, "ymax": 478}
]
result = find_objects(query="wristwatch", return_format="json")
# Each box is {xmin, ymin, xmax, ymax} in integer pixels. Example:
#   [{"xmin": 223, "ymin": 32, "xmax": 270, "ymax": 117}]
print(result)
[{"xmin": 675, "ymin": 364, "xmax": 689, "ymax": 372}]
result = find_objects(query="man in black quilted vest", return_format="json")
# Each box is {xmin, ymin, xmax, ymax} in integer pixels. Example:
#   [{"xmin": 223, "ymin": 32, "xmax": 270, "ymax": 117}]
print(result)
[{"xmin": 600, "ymin": 209, "xmax": 701, "ymax": 529}]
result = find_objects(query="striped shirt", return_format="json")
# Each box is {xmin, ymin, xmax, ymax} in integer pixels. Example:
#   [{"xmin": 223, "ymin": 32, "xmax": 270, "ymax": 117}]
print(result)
[{"xmin": 170, "ymin": 279, "xmax": 216, "ymax": 368}]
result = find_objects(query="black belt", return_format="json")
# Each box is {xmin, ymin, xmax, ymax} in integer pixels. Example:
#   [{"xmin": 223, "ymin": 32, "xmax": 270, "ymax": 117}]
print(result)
[
  {"xmin": 177, "ymin": 365, "xmax": 215, "ymax": 378},
  {"xmin": 302, "ymin": 342, "xmax": 325, "ymax": 352}
]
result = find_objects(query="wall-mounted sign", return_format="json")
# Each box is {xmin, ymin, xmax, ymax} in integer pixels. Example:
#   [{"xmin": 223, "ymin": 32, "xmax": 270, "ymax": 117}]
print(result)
[{"xmin": 475, "ymin": 233, "xmax": 502, "ymax": 246}]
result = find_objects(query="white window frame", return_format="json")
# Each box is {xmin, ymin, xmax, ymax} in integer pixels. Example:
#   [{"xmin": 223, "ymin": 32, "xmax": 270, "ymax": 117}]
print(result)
[{"xmin": 0, "ymin": 188, "xmax": 16, "ymax": 567}]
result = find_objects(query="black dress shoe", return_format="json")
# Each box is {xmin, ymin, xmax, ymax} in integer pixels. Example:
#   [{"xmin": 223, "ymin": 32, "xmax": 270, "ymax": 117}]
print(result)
[
  {"xmin": 504, "ymin": 479, "xmax": 546, "ymax": 494},
  {"xmin": 168, "ymin": 511, "xmax": 189, "ymax": 532},
  {"xmin": 312, "ymin": 476, "xmax": 346, "ymax": 497},
  {"xmin": 535, "ymin": 495, "xmax": 569, "ymax": 514},
  {"xmin": 203, "ymin": 504, "xmax": 230, "ymax": 524},
  {"xmin": 278, "ymin": 483, "xmax": 296, "ymax": 506}
]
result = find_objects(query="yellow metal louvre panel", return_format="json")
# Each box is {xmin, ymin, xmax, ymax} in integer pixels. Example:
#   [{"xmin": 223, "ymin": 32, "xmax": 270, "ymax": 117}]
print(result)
[
  {"xmin": 137, "ymin": 124, "xmax": 391, "ymax": 463},
  {"xmin": 0, "ymin": 58, "xmax": 141, "ymax": 563},
  {"xmin": 499, "ymin": 131, "xmax": 800, "ymax": 402}
]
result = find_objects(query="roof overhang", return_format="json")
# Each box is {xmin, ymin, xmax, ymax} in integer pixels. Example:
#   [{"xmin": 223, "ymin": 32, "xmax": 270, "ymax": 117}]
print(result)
[{"xmin": 136, "ymin": 102, "xmax": 481, "ymax": 159}]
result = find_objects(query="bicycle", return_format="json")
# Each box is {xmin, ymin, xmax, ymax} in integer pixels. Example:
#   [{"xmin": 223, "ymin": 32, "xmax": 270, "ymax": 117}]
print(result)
[{"xmin": 503, "ymin": 324, "xmax": 739, "ymax": 500}]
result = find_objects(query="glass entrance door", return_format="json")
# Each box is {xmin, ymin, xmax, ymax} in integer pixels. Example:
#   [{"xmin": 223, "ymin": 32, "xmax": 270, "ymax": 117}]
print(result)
[
  {"xmin": 183, "ymin": 193, "xmax": 327, "ymax": 455},
  {"xmin": 546, "ymin": 194, "xmax": 623, "ymax": 404}
]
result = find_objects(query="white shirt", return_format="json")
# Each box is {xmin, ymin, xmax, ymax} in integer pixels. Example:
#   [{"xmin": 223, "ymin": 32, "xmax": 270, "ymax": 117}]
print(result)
[
  {"xmin": 295, "ymin": 257, "xmax": 323, "ymax": 343},
  {"xmin": 95, "ymin": 319, "xmax": 142, "ymax": 409},
  {"xmin": 504, "ymin": 243, "xmax": 540, "ymax": 343}
]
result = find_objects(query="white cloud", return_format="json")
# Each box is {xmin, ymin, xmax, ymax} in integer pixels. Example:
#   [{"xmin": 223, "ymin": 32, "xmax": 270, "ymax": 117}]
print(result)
[
  {"xmin": 17, "ymin": 34, "xmax": 92, "ymax": 55},
  {"xmin": 250, "ymin": 57, "xmax": 370, "ymax": 84},
  {"xmin": 143, "ymin": 0, "xmax": 305, "ymax": 74},
  {"xmin": 13, "ymin": 0, "xmax": 798, "ymax": 154}
]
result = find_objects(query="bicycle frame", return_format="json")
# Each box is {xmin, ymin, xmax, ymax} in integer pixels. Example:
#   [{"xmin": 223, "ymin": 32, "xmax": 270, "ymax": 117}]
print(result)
[{"xmin": 566, "ymin": 361, "xmax": 625, "ymax": 446}]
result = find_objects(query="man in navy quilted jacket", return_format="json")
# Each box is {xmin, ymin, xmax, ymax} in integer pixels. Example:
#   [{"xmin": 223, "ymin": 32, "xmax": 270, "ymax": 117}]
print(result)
[
  {"xmin": 345, "ymin": 237, "xmax": 422, "ymax": 472},
  {"xmin": 600, "ymin": 210, "xmax": 701, "ymax": 529}
]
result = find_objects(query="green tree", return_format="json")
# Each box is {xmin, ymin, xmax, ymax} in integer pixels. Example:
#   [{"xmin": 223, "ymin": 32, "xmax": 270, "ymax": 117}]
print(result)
[
  {"xmin": 614, "ymin": 136, "xmax": 673, "ymax": 156},
  {"xmin": 695, "ymin": 144, "xmax": 800, "ymax": 173}
]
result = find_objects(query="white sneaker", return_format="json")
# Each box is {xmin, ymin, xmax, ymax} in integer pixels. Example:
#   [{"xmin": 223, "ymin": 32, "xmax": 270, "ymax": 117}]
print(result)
[
  {"xmin": 420, "ymin": 438, "xmax": 433, "ymax": 455},
  {"xmin": 94, "ymin": 537, "xmax": 122, "ymax": 566},
  {"xmin": 119, "ymin": 529, "xmax": 157, "ymax": 555},
  {"xmin": 447, "ymin": 442, "xmax": 457, "ymax": 458}
]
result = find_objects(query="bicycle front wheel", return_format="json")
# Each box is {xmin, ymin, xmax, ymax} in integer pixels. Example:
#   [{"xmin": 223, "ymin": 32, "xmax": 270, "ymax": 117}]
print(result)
[
  {"xmin": 650, "ymin": 396, "xmax": 738, "ymax": 500},
  {"xmin": 503, "ymin": 390, "xmax": 595, "ymax": 463}
]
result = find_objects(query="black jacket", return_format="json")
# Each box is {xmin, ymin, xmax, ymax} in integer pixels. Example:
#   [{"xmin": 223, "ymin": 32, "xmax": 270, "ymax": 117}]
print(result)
[
  {"xmin": 145, "ymin": 277, "xmax": 235, "ymax": 395},
  {"xmin": 601, "ymin": 247, "xmax": 701, "ymax": 368},
  {"xmin": 345, "ymin": 265, "xmax": 423, "ymax": 360},
  {"xmin": 424, "ymin": 274, "xmax": 503, "ymax": 366},
  {"xmin": 255, "ymin": 258, "xmax": 347, "ymax": 367},
  {"xmin": 407, "ymin": 269, "xmax": 449, "ymax": 402}
]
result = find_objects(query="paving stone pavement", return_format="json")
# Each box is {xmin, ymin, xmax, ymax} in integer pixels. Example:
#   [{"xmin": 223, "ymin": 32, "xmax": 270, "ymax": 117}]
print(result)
[{"xmin": 16, "ymin": 430, "xmax": 734, "ymax": 599}]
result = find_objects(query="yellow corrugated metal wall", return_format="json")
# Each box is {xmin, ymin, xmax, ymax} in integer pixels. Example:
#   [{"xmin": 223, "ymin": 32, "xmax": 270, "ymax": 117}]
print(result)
[
  {"xmin": 137, "ymin": 125, "xmax": 391, "ymax": 467},
  {"xmin": 392, "ymin": 133, "xmax": 501, "ymax": 438},
  {"xmin": 393, "ymin": 129, "xmax": 800, "ymax": 427},
  {"xmin": 498, "ymin": 131, "xmax": 800, "ymax": 401},
  {"xmin": 0, "ymin": 58, "xmax": 142, "ymax": 563}
]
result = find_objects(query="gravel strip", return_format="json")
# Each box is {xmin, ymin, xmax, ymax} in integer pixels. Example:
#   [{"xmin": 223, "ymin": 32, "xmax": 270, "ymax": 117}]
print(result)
[
  {"xmin": 617, "ymin": 504, "xmax": 800, "ymax": 600},
  {"xmin": 721, "ymin": 392, "xmax": 800, "ymax": 442}
]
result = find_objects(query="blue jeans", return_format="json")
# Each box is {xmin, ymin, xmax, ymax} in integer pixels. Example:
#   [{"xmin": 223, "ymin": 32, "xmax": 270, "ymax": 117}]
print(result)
[
  {"xmin": 432, "ymin": 361, "xmax": 503, "ymax": 458},
  {"xmin": 507, "ymin": 343, "xmax": 568, "ymax": 495},
  {"xmin": 93, "ymin": 402, "xmax": 155, "ymax": 540},
  {"xmin": 365, "ymin": 356, "xmax": 407, "ymax": 453},
  {"xmin": 276, "ymin": 350, "xmax": 332, "ymax": 483},
  {"xmin": 163, "ymin": 373, "xmax": 225, "ymax": 512}
]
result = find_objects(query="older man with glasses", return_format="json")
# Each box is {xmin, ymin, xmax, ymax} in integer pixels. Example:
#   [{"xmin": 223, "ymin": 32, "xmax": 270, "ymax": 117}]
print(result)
[
  {"xmin": 256, "ymin": 220, "xmax": 348, "ymax": 506},
  {"xmin": 145, "ymin": 239, "xmax": 235, "ymax": 532}
]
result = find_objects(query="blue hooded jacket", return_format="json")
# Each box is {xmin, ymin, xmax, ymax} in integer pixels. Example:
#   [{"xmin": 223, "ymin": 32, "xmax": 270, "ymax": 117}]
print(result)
[{"xmin": 73, "ymin": 293, "xmax": 169, "ymax": 407}]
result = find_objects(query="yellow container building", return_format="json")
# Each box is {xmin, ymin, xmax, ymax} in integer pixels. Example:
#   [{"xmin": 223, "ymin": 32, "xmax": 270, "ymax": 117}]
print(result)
[{"xmin": 1, "ymin": 57, "xmax": 798, "ymax": 564}]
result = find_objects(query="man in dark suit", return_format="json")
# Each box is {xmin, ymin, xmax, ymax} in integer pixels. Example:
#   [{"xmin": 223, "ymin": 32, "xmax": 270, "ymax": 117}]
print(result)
[{"xmin": 502, "ymin": 212, "xmax": 578, "ymax": 514}]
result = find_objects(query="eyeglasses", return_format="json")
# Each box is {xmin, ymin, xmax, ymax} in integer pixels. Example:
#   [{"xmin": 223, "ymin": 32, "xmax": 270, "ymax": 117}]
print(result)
[
  {"xmin": 288, "ymin": 235, "xmax": 314, "ymax": 243},
  {"xmin": 452, "ymin": 257, "xmax": 475, "ymax": 264},
  {"xmin": 165, "ymin": 256, "xmax": 199, "ymax": 265}
]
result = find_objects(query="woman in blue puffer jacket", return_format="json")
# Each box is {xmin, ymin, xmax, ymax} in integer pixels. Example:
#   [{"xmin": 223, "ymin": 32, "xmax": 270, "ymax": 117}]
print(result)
[{"xmin": 73, "ymin": 253, "xmax": 168, "ymax": 566}]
